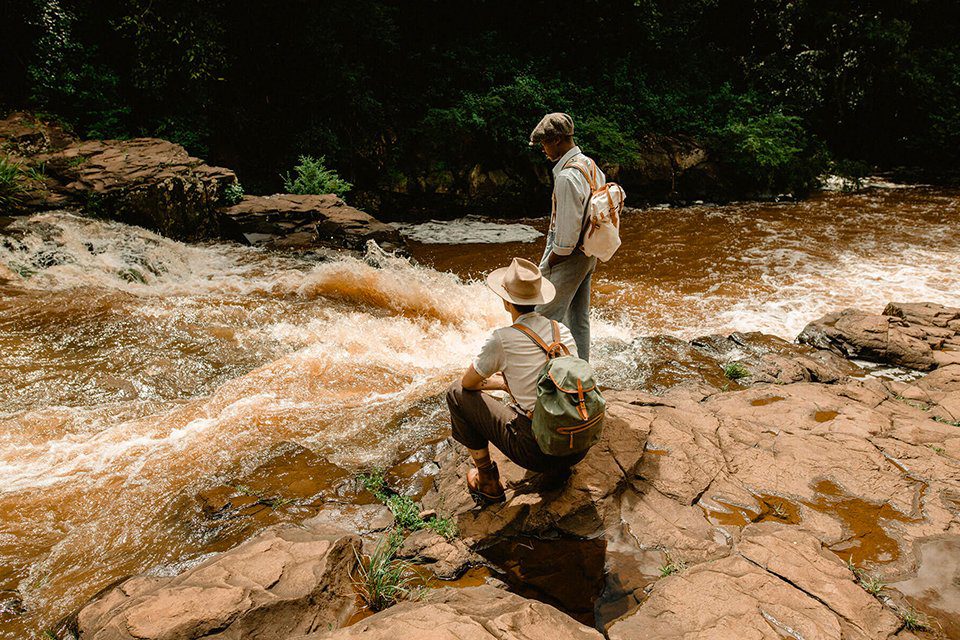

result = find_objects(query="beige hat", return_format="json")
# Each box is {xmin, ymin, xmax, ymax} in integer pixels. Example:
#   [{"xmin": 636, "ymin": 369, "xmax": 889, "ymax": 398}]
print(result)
[
  {"xmin": 486, "ymin": 258, "xmax": 556, "ymax": 305},
  {"xmin": 529, "ymin": 112, "xmax": 575, "ymax": 146}
]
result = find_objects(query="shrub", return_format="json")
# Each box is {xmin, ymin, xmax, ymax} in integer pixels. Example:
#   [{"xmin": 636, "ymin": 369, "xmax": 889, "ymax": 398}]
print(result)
[
  {"xmin": 282, "ymin": 155, "xmax": 352, "ymax": 199},
  {"xmin": 0, "ymin": 156, "xmax": 38, "ymax": 210},
  {"xmin": 222, "ymin": 181, "xmax": 244, "ymax": 205},
  {"xmin": 354, "ymin": 533, "xmax": 417, "ymax": 612},
  {"xmin": 722, "ymin": 362, "xmax": 750, "ymax": 380}
]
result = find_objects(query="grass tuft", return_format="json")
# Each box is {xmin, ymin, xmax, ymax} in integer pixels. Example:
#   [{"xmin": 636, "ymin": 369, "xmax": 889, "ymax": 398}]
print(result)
[
  {"xmin": 354, "ymin": 533, "xmax": 418, "ymax": 612},
  {"xmin": 722, "ymin": 362, "xmax": 750, "ymax": 380},
  {"xmin": 658, "ymin": 553, "xmax": 686, "ymax": 577},
  {"xmin": 897, "ymin": 606, "xmax": 931, "ymax": 631}
]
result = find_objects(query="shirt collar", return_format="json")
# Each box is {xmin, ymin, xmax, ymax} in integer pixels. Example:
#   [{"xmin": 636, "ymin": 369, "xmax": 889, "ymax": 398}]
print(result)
[
  {"xmin": 515, "ymin": 311, "xmax": 539, "ymax": 323},
  {"xmin": 552, "ymin": 146, "xmax": 582, "ymax": 178}
]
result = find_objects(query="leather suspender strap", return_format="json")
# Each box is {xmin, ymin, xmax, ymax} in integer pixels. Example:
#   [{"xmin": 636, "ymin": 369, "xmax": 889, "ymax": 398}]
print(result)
[
  {"xmin": 511, "ymin": 320, "xmax": 571, "ymax": 358},
  {"xmin": 512, "ymin": 323, "xmax": 552, "ymax": 353}
]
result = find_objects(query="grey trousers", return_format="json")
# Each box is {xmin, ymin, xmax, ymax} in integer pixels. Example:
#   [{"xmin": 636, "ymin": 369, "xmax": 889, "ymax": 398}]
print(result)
[
  {"xmin": 446, "ymin": 380, "xmax": 587, "ymax": 474},
  {"xmin": 537, "ymin": 248, "xmax": 597, "ymax": 361}
]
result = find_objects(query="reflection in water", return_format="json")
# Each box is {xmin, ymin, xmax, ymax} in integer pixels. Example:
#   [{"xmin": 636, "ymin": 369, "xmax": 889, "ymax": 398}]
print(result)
[
  {"xmin": 1, "ymin": 186, "xmax": 959, "ymax": 637},
  {"xmin": 891, "ymin": 537, "xmax": 960, "ymax": 639}
]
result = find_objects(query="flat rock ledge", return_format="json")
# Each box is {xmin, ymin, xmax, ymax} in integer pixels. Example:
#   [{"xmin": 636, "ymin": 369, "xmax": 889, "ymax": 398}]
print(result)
[
  {"xmin": 75, "ymin": 525, "xmax": 360, "ymax": 640},
  {"xmin": 219, "ymin": 194, "xmax": 403, "ymax": 251}
]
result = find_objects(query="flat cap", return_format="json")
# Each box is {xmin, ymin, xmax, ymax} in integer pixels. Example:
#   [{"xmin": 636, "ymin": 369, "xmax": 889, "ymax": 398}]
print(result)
[{"xmin": 529, "ymin": 112, "xmax": 575, "ymax": 146}]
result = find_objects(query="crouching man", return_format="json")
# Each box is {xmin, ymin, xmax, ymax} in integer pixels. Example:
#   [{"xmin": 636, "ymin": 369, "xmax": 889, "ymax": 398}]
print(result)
[{"xmin": 446, "ymin": 257, "xmax": 590, "ymax": 504}]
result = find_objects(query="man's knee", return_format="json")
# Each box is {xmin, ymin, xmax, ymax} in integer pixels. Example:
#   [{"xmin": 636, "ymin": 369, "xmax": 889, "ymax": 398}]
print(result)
[{"xmin": 446, "ymin": 379, "xmax": 464, "ymax": 411}]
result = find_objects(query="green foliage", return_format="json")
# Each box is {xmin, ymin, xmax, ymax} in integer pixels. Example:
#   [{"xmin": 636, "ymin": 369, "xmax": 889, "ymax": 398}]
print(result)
[
  {"xmin": 282, "ymin": 155, "xmax": 352, "ymax": 199},
  {"xmin": 222, "ymin": 182, "xmax": 244, "ymax": 206},
  {"xmin": 354, "ymin": 533, "xmax": 417, "ymax": 612},
  {"xmin": 0, "ymin": 156, "xmax": 29, "ymax": 210},
  {"xmin": 358, "ymin": 469, "xmax": 458, "ymax": 539},
  {"xmin": 897, "ymin": 606, "xmax": 931, "ymax": 631},
  {"xmin": 722, "ymin": 363, "xmax": 750, "ymax": 381}
]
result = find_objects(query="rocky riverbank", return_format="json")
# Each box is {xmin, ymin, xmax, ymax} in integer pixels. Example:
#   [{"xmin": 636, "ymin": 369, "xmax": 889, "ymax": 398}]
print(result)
[
  {"xmin": 60, "ymin": 301, "xmax": 960, "ymax": 640},
  {"xmin": 0, "ymin": 113, "xmax": 402, "ymax": 250}
]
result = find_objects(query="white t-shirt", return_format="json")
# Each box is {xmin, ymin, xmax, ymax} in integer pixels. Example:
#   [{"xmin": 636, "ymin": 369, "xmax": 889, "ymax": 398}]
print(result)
[{"xmin": 472, "ymin": 312, "xmax": 578, "ymax": 412}]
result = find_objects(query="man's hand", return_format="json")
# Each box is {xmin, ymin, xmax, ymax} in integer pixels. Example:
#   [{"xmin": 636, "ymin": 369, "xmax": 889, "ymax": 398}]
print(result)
[{"xmin": 462, "ymin": 366, "xmax": 508, "ymax": 392}]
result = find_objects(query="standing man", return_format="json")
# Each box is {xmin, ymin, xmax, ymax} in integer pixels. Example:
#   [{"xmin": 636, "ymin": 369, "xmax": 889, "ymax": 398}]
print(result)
[{"xmin": 529, "ymin": 112, "xmax": 605, "ymax": 361}]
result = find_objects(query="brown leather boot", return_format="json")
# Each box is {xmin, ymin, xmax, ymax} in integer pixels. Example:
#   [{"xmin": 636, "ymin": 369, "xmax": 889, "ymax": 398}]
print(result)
[{"xmin": 467, "ymin": 461, "xmax": 505, "ymax": 505}]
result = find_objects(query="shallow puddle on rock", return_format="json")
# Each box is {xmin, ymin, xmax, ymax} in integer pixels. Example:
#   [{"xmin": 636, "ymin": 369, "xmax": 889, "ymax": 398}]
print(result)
[
  {"xmin": 751, "ymin": 396, "xmax": 786, "ymax": 406},
  {"xmin": 595, "ymin": 548, "xmax": 663, "ymax": 629},
  {"xmin": 891, "ymin": 537, "xmax": 960, "ymax": 639},
  {"xmin": 803, "ymin": 480, "xmax": 917, "ymax": 566},
  {"xmin": 814, "ymin": 410, "xmax": 839, "ymax": 422},
  {"xmin": 480, "ymin": 536, "xmax": 607, "ymax": 626},
  {"xmin": 701, "ymin": 494, "xmax": 802, "ymax": 527}
]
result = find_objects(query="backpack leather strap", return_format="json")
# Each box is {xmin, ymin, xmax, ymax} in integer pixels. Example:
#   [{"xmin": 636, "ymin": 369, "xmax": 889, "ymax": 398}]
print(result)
[{"xmin": 512, "ymin": 320, "xmax": 570, "ymax": 359}]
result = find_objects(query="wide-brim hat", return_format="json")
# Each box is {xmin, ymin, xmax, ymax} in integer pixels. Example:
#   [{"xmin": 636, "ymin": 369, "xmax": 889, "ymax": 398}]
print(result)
[{"xmin": 486, "ymin": 257, "xmax": 556, "ymax": 305}]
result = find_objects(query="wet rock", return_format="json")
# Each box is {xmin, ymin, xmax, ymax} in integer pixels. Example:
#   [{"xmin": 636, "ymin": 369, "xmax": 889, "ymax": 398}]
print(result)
[
  {"xmin": 77, "ymin": 525, "xmax": 359, "ymax": 640},
  {"xmin": 219, "ymin": 194, "xmax": 403, "ymax": 251},
  {"xmin": 303, "ymin": 504, "xmax": 394, "ymax": 539},
  {"xmin": 395, "ymin": 529, "xmax": 481, "ymax": 580},
  {"xmin": 295, "ymin": 584, "xmax": 604, "ymax": 640},
  {"xmin": 798, "ymin": 304, "xmax": 960, "ymax": 371}
]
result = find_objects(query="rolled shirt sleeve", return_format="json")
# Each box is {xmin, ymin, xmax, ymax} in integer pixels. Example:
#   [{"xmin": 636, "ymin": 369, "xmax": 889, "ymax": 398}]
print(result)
[
  {"xmin": 551, "ymin": 172, "xmax": 586, "ymax": 256},
  {"xmin": 472, "ymin": 331, "xmax": 504, "ymax": 378}
]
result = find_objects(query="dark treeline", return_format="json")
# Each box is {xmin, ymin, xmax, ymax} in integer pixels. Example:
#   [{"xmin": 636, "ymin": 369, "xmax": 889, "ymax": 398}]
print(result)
[{"xmin": 2, "ymin": 0, "xmax": 959, "ymax": 214}]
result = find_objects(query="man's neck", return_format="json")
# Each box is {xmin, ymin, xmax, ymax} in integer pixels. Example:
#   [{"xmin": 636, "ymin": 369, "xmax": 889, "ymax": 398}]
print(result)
[
  {"xmin": 509, "ymin": 309, "xmax": 536, "ymax": 322},
  {"xmin": 552, "ymin": 140, "xmax": 576, "ymax": 161}
]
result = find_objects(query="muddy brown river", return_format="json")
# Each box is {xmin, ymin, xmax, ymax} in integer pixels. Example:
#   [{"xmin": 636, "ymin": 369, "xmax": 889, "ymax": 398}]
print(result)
[{"xmin": 2, "ymin": 185, "xmax": 960, "ymax": 637}]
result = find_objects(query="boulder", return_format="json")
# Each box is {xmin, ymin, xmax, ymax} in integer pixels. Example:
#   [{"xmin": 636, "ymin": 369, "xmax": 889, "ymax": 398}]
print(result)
[
  {"xmin": 219, "ymin": 194, "xmax": 404, "ymax": 251},
  {"xmin": 76, "ymin": 525, "xmax": 360, "ymax": 640},
  {"xmin": 294, "ymin": 584, "xmax": 604, "ymax": 640},
  {"xmin": 798, "ymin": 303, "xmax": 960, "ymax": 371}
]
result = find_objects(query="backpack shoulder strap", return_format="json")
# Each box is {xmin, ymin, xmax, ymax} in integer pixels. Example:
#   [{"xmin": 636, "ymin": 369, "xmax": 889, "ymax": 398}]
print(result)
[
  {"xmin": 563, "ymin": 157, "xmax": 598, "ymax": 192},
  {"xmin": 512, "ymin": 320, "xmax": 570, "ymax": 359}
]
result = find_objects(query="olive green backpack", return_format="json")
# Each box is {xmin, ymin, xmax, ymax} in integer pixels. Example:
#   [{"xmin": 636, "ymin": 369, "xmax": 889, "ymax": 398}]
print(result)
[{"xmin": 512, "ymin": 320, "xmax": 605, "ymax": 455}]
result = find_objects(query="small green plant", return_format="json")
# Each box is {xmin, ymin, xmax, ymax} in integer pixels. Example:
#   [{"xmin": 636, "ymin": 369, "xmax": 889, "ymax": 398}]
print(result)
[
  {"xmin": 354, "ymin": 533, "xmax": 418, "ymax": 612},
  {"xmin": 282, "ymin": 154, "xmax": 352, "ymax": 198},
  {"xmin": 926, "ymin": 444, "xmax": 946, "ymax": 455},
  {"xmin": 222, "ymin": 181, "xmax": 244, "ymax": 205},
  {"xmin": 658, "ymin": 553, "xmax": 686, "ymax": 577},
  {"xmin": 858, "ymin": 573, "xmax": 885, "ymax": 596},
  {"xmin": 897, "ymin": 606, "xmax": 930, "ymax": 631},
  {"xmin": 358, "ymin": 469, "xmax": 458, "ymax": 539},
  {"xmin": 769, "ymin": 502, "xmax": 788, "ymax": 520},
  {"xmin": 933, "ymin": 416, "xmax": 960, "ymax": 427},
  {"xmin": 722, "ymin": 362, "xmax": 750, "ymax": 381}
]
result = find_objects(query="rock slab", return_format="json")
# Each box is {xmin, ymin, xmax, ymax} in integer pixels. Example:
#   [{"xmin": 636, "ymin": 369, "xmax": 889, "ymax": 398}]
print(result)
[
  {"xmin": 295, "ymin": 584, "xmax": 604, "ymax": 640},
  {"xmin": 76, "ymin": 525, "xmax": 360, "ymax": 640},
  {"xmin": 219, "ymin": 194, "xmax": 403, "ymax": 251}
]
